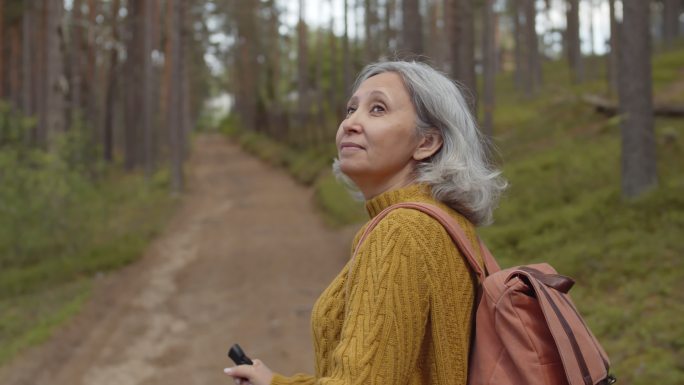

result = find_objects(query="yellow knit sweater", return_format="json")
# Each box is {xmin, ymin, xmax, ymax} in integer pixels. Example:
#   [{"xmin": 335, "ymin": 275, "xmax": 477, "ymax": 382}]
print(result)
[{"xmin": 271, "ymin": 184, "xmax": 482, "ymax": 385}]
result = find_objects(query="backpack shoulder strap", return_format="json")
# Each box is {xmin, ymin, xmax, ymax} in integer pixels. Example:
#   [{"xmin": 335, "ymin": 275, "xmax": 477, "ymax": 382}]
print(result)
[{"xmin": 351, "ymin": 202, "xmax": 501, "ymax": 282}]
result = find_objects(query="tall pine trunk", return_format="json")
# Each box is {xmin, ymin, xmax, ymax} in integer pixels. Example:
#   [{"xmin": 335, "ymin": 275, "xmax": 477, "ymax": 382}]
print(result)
[
  {"xmin": 662, "ymin": 0, "xmax": 680, "ymax": 48},
  {"xmin": 482, "ymin": 0, "xmax": 496, "ymax": 136},
  {"xmin": 166, "ymin": 0, "xmax": 184, "ymax": 193},
  {"xmin": 618, "ymin": 1, "xmax": 657, "ymax": 198},
  {"xmin": 607, "ymin": 0, "xmax": 619, "ymax": 95},
  {"xmin": 566, "ymin": 0, "xmax": 583, "ymax": 83},
  {"xmin": 21, "ymin": 0, "xmax": 33, "ymax": 118},
  {"xmin": 104, "ymin": 0, "xmax": 121, "ymax": 163},
  {"xmin": 402, "ymin": 0, "xmax": 423, "ymax": 56},
  {"xmin": 343, "ymin": 0, "xmax": 351, "ymax": 94},
  {"xmin": 142, "ymin": 0, "xmax": 154, "ymax": 176},
  {"xmin": 512, "ymin": 0, "xmax": 524, "ymax": 91},
  {"xmin": 447, "ymin": 0, "xmax": 476, "ymax": 113},
  {"xmin": 69, "ymin": 0, "xmax": 83, "ymax": 127},
  {"xmin": 44, "ymin": 0, "xmax": 65, "ymax": 147},
  {"xmin": 0, "ymin": 0, "xmax": 5, "ymax": 100},
  {"xmin": 523, "ymin": 0, "xmax": 541, "ymax": 96},
  {"xmin": 297, "ymin": 0, "xmax": 309, "ymax": 146}
]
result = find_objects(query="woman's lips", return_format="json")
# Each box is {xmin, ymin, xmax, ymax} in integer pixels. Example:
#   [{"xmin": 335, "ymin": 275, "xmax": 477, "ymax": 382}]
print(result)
[{"xmin": 339, "ymin": 142, "xmax": 364, "ymax": 151}]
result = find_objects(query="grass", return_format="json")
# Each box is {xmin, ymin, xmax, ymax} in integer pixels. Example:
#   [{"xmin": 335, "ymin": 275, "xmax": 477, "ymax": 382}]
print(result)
[{"xmin": 0, "ymin": 169, "xmax": 177, "ymax": 365}]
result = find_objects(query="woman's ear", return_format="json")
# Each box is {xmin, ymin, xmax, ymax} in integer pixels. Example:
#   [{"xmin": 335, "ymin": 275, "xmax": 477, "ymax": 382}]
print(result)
[{"xmin": 413, "ymin": 130, "xmax": 443, "ymax": 161}]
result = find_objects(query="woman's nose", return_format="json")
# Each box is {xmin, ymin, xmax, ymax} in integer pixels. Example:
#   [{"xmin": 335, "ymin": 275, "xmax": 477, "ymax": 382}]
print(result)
[{"xmin": 342, "ymin": 114, "xmax": 362, "ymax": 134}]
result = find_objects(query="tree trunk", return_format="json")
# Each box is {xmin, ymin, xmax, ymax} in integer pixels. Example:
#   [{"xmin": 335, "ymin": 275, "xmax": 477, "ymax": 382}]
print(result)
[
  {"xmin": 385, "ymin": 0, "xmax": 395, "ymax": 58},
  {"xmin": 402, "ymin": 0, "xmax": 423, "ymax": 56},
  {"xmin": 44, "ymin": 0, "xmax": 65, "ymax": 147},
  {"xmin": 426, "ymin": 0, "xmax": 439, "ymax": 62},
  {"xmin": 343, "ymin": 0, "xmax": 351, "ymax": 94},
  {"xmin": 364, "ymin": 0, "xmax": 379, "ymax": 62},
  {"xmin": 607, "ymin": 0, "xmax": 619, "ymax": 94},
  {"xmin": 0, "ymin": 0, "xmax": 5, "ymax": 100},
  {"xmin": 328, "ymin": 0, "xmax": 339, "ymax": 116},
  {"xmin": 264, "ymin": 0, "xmax": 280, "ymax": 138},
  {"xmin": 566, "ymin": 0, "xmax": 583, "ymax": 83},
  {"xmin": 179, "ymin": 0, "xmax": 190, "ymax": 162},
  {"xmin": 523, "ymin": 0, "xmax": 541, "ymax": 96},
  {"xmin": 297, "ymin": 0, "xmax": 309, "ymax": 145},
  {"xmin": 124, "ymin": 0, "xmax": 143, "ymax": 170},
  {"xmin": 167, "ymin": 0, "xmax": 184, "ymax": 193},
  {"xmin": 103, "ymin": 0, "xmax": 121, "ymax": 163},
  {"xmin": 511, "ymin": 0, "xmax": 524, "ymax": 90},
  {"xmin": 234, "ymin": 0, "xmax": 258, "ymax": 132},
  {"xmin": 618, "ymin": 1, "xmax": 657, "ymax": 198},
  {"xmin": 21, "ymin": 0, "xmax": 33, "ymax": 117},
  {"xmin": 143, "ymin": 0, "xmax": 154, "ymax": 176},
  {"xmin": 85, "ymin": 0, "xmax": 98, "ymax": 138},
  {"xmin": 9, "ymin": 22, "xmax": 21, "ymax": 108},
  {"xmin": 663, "ymin": 0, "xmax": 680, "ymax": 48},
  {"xmin": 69, "ymin": 0, "xmax": 83, "ymax": 126},
  {"xmin": 482, "ymin": 0, "xmax": 496, "ymax": 137},
  {"xmin": 450, "ymin": 0, "xmax": 477, "ymax": 113}
]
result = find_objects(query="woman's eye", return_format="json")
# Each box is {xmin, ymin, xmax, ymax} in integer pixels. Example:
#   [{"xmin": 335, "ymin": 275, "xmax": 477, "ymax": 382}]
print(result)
[
  {"xmin": 370, "ymin": 105, "xmax": 385, "ymax": 113},
  {"xmin": 345, "ymin": 106, "xmax": 356, "ymax": 117}
]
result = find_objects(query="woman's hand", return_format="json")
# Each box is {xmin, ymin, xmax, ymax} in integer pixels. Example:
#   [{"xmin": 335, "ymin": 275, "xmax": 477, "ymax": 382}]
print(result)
[{"xmin": 224, "ymin": 359, "xmax": 274, "ymax": 385}]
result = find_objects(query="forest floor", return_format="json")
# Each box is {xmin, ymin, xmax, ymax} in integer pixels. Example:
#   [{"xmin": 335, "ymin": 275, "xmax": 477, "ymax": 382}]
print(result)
[{"xmin": 0, "ymin": 133, "xmax": 357, "ymax": 385}]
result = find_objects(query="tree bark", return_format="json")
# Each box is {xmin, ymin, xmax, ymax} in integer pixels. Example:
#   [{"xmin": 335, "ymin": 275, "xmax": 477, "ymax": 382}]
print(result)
[
  {"xmin": 167, "ymin": 0, "xmax": 184, "ymax": 193},
  {"xmin": 9, "ymin": 21, "xmax": 21, "ymax": 108},
  {"xmin": 0, "ymin": 0, "xmax": 5, "ymax": 100},
  {"xmin": 607, "ymin": 0, "xmax": 619, "ymax": 94},
  {"xmin": 364, "ymin": 0, "xmax": 379, "ymax": 62},
  {"xmin": 385, "ymin": 0, "xmax": 395, "ymax": 58},
  {"xmin": 103, "ymin": 0, "xmax": 121, "ymax": 163},
  {"xmin": 402, "ymin": 0, "xmax": 423, "ymax": 56},
  {"xmin": 427, "ymin": 0, "xmax": 439, "ymax": 62},
  {"xmin": 297, "ymin": 0, "xmax": 309, "ymax": 145},
  {"xmin": 142, "ymin": 0, "xmax": 154, "ymax": 176},
  {"xmin": 234, "ymin": 0, "xmax": 258, "ymax": 132},
  {"xmin": 343, "ymin": 0, "xmax": 351, "ymax": 94},
  {"xmin": 85, "ymin": 0, "xmax": 98, "ymax": 138},
  {"xmin": 618, "ymin": 1, "xmax": 658, "ymax": 198},
  {"xmin": 511, "ymin": 0, "xmax": 524, "ymax": 91},
  {"xmin": 44, "ymin": 0, "xmax": 65, "ymax": 146},
  {"xmin": 566, "ymin": 0, "xmax": 583, "ymax": 83},
  {"xmin": 21, "ymin": 0, "xmax": 33, "ymax": 117},
  {"xmin": 523, "ymin": 0, "xmax": 542, "ymax": 96},
  {"xmin": 69, "ymin": 0, "xmax": 83, "ymax": 126},
  {"xmin": 482, "ymin": 0, "xmax": 496, "ymax": 137},
  {"xmin": 447, "ymin": 0, "xmax": 476, "ymax": 113},
  {"xmin": 124, "ymin": 0, "xmax": 143, "ymax": 169},
  {"xmin": 663, "ymin": 0, "xmax": 680, "ymax": 47},
  {"xmin": 328, "ymin": 0, "xmax": 339, "ymax": 116}
]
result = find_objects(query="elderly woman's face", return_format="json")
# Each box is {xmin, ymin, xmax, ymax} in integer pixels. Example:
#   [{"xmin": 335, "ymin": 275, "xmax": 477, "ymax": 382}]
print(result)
[{"xmin": 336, "ymin": 72, "xmax": 422, "ymax": 196}]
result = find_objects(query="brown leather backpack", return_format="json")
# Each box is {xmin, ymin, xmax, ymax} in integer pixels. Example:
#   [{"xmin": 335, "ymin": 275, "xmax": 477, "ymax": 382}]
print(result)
[{"xmin": 360, "ymin": 202, "xmax": 616, "ymax": 385}]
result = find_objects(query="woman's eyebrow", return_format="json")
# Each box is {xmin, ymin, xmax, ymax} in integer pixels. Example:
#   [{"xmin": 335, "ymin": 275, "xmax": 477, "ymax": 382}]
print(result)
[
  {"xmin": 348, "ymin": 90, "xmax": 390, "ymax": 105},
  {"xmin": 368, "ymin": 90, "xmax": 390, "ymax": 101}
]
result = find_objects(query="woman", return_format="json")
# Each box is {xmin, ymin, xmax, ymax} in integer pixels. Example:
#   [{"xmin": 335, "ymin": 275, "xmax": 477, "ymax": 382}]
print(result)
[{"xmin": 224, "ymin": 61, "xmax": 507, "ymax": 385}]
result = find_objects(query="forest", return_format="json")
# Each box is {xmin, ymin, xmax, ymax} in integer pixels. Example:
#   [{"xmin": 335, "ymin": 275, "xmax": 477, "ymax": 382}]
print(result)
[{"xmin": 0, "ymin": 1, "xmax": 683, "ymax": 385}]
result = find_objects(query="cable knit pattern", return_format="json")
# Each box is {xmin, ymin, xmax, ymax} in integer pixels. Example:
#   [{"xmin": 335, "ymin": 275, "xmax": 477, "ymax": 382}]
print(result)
[{"xmin": 271, "ymin": 184, "xmax": 482, "ymax": 385}]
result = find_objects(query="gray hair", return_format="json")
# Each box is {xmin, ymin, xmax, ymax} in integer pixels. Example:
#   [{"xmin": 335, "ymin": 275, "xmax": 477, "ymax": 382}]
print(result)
[{"xmin": 333, "ymin": 61, "xmax": 507, "ymax": 226}]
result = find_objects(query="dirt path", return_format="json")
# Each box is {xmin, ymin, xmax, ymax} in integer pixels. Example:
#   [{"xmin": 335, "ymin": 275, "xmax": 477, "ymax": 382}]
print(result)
[{"xmin": 0, "ymin": 134, "xmax": 357, "ymax": 385}]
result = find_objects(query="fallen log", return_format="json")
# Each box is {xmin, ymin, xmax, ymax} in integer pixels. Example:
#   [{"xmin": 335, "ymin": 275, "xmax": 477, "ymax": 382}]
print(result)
[{"xmin": 582, "ymin": 94, "xmax": 684, "ymax": 117}]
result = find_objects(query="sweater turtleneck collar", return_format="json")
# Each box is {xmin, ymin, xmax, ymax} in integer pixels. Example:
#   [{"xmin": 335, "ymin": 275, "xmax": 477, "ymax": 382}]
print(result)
[{"xmin": 365, "ymin": 183, "xmax": 435, "ymax": 218}]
